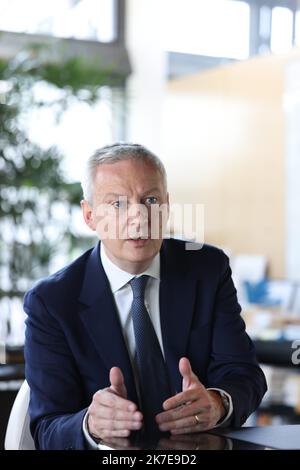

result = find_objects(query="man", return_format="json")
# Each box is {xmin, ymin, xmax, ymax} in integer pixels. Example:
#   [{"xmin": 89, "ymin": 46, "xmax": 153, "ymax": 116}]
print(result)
[{"xmin": 24, "ymin": 143, "xmax": 267, "ymax": 450}]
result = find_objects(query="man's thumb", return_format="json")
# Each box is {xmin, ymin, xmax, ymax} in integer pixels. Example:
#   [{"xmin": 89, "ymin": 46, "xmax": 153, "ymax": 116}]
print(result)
[
  {"xmin": 179, "ymin": 357, "xmax": 199, "ymax": 390},
  {"xmin": 109, "ymin": 367, "xmax": 127, "ymax": 398}
]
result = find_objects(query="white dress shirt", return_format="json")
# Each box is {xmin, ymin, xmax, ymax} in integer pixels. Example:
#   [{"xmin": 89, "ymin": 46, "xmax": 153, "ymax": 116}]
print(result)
[
  {"xmin": 83, "ymin": 244, "xmax": 233, "ymax": 449},
  {"xmin": 100, "ymin": 244, "xmax": 163, "ymax": 360}
]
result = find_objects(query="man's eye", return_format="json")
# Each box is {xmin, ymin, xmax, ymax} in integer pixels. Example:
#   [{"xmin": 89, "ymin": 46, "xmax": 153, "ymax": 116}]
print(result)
[
  {"xmin": 145, "ymin": 197, "xmax": 158, "ymax": 205},
  {"xmin": 112, "ymin": 200, "xmax": 126, "ymax": 209}
]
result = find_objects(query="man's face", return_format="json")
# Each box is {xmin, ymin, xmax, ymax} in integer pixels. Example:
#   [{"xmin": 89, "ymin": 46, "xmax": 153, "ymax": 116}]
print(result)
[{"xmin": 81, "ymin": 158, "xmax": 169, "ymax": 273}]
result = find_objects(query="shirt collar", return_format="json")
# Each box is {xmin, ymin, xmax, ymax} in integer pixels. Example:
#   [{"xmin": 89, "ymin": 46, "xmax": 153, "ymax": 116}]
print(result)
[{"xmin": 100, "ymin": 243, "xmax": 160, "ymax": 293}]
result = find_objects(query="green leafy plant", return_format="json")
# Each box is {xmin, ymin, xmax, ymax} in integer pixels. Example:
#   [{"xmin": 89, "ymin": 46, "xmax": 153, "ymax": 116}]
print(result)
[{"xmin": 0, "ymin": 45, "xmax": 123, "ymax": 299}]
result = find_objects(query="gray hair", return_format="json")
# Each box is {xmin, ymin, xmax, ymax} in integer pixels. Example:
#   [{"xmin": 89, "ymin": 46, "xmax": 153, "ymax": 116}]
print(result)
[{"xmin": 81, "ymin": 143, "xmax": 167, "ymax": 204}]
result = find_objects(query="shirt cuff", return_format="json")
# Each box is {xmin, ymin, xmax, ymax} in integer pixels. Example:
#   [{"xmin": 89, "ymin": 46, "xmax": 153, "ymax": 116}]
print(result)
[
  {"xmin": 207, "ymin": 388, "xmax": 233, "ymax": 428},
  {"xmin": 82, "ymin": 412, "xmax": 99, "ymax": 450}
]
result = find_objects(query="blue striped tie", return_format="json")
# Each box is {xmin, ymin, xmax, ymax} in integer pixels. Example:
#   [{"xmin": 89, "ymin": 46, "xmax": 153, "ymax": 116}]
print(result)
[{"xmin": 130, "ymin": 275, "xmax": 172, "ymax": 431}]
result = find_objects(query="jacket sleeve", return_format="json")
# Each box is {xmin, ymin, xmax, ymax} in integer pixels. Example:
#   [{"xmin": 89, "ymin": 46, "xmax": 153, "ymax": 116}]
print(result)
[
  {"xmin": 24, "ymin": 288, "xmax": 88, "ymax": 450},
  {"xmin": 207, "ymin": 252, "xmax": 267, "ymax": 426}
]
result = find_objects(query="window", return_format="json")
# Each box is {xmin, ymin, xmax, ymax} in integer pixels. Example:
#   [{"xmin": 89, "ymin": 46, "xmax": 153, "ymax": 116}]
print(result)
[
  {"xmin": 0, "ymin": 0, "xmax": 117, "ymax": 42},
  {"xmin": 259, "ymin": 6, "xmax": 272, "ymax": 41},
  {"xmin": 163, "ymin": 0, "xmax": 250, "ymax": 59},
  {"xmin": 271, "ymin": 7, "xmax": 293, "ymax": 54},
  {"xmin": 25, "ymin": 85, "xmax": 115, "ymax": 183},
  {"xmin": 295, "ymin": 10, "xmax": 300, "ymax": 47}
]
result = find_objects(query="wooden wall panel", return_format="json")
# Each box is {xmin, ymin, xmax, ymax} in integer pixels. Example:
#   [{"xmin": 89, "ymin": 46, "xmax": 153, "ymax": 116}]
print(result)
[{"xmin": 161, "ymin": 52, "xmax": 295, "ymax": 277}]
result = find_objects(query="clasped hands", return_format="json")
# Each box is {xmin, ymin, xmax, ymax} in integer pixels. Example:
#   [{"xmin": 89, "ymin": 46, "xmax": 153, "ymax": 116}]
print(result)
[{"xmin": 87, "ymin": 357, "xmax": 225, "ymax": 441}]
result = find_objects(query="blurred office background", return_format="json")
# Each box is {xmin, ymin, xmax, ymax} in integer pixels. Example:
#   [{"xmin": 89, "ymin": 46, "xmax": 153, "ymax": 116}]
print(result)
[{"xmin": 1, "ymin": 0, "xmax": 300, "ymax": 448}]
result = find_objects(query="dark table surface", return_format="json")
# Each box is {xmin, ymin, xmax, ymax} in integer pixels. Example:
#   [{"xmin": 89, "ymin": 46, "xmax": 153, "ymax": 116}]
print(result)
[
  {"xmin": 96, "ymin": 430, "xmax": 274, "ymax": 451},
  {"xmin": 98, "ymin": 425, "xmax": 300, "ymax": 450}
]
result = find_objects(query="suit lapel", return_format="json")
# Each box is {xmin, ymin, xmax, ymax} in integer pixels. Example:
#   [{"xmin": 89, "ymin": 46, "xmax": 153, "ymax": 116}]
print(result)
[
  {"xmin": 78, "ymin": 243, "xmax": 138, "ymax": 403},
  {"xmin": 78, "ymin": 240, "xmax": 197, "ymax": 402},
  {"xmin": 159, "ymin": 241, "xmax": 197, "ymax": 395}
]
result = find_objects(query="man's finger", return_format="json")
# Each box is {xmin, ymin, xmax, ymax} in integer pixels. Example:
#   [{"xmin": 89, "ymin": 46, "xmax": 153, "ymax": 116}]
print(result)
[
  {"xmin": 94, "ymin": 418, "xmax": 143, "ymax": 432},
  {"xmin": 158, "ymin": 413, "xmax": 208, "ymax": 432},
  {"xmin": 156, "ymin": 401, "xmax": 207, "ymax": 424},
  {"xmin": 162, "ymin": 387, "xmax": 207, "ymax": 411},
  {"xmin": 179, "ymin": 357, "xmax": 201, "ymax": 390},
  {"xmin": 110, "ymin": 366, "xmax": 127, "ymax": 398},
  {"xmin": 94, "ymin": 404, "xmax": 142, "ymax": 422},
  {"xmin": 95, "ymin": 389, "xmax": 137, "ymax": 411},
  {"xmin": 179, "ymin": 357, "xmax": 192, "ymax": 379}
]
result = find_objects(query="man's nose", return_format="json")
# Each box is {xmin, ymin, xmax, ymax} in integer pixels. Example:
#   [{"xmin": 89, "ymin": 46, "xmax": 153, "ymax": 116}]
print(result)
[
  {"xmin": 128, "ymin": 204, "xmax": 148, "ymax": 223},
  {"xmin": 127, "ymin": 204, "xmax": 149, "ymax": 237}
]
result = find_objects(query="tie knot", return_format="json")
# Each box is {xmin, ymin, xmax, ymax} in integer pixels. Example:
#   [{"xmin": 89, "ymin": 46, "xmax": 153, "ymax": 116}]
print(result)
[{"xmin": 130, "ymin": 275, "xmax": 149, "ymax": 299}]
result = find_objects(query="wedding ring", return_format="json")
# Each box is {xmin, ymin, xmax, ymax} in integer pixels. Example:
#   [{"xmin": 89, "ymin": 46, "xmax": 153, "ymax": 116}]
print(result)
[{"xmin": 194, "ymin": 414, "xmax": 201, "ymax": 424}]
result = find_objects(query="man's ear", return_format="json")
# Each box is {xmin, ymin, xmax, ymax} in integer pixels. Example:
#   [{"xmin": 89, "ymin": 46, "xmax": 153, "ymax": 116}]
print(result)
[{"xmin": 81, "ymin": 200, "xmax": 96, "ymax": 231}]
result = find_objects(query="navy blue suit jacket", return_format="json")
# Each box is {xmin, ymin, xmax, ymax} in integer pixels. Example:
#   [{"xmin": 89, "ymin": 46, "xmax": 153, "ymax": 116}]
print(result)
[{"xmin": 24, "ymin": 239, "xmax": 267, "ymax": 450}]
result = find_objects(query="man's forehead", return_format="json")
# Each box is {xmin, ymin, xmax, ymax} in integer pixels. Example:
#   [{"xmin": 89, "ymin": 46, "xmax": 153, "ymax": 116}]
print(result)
[
  {"xmin": 94, "ymin": 162, "xmax": 163, "ymax": 188},
  {"xmin": 95, "ymin": 159, "xmax": 159, "ymax": 176}
]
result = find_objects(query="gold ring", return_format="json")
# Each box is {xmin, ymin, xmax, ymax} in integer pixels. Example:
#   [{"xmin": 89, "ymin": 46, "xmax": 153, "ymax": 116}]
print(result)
[{"xmin": 194, "ymin": 414, "xmax": 201, "ymax": 424}]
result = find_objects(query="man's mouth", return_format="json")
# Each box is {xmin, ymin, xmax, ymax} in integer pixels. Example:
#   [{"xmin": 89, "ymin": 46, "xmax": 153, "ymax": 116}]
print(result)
[
  {"xmin": 128, "ymin": 237, "xmax": 148, "ymax": 240},
  {"xmin": 127, "ymin": 237, "xmax": 149, "ymax": 246}
]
